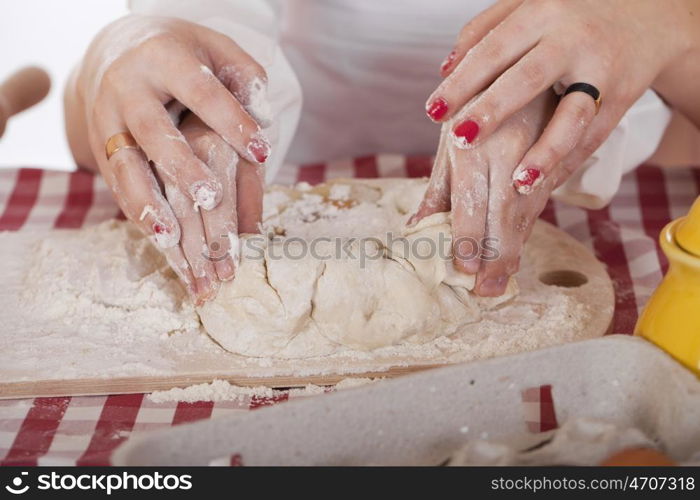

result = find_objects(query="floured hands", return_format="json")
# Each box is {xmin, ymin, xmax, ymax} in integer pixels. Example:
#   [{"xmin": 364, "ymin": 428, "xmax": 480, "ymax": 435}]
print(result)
[
  {"xmin": 426, "ymin": 0, "xmax": 693, "ymax": 194},
  {"xmin": 67, "ymin": 15, "xmax": 272, "ymax": 304},
  {"xmin": 411, "ymin": 91, "xmax": 558, "ymax": 297},
  {"xmin": 174, "ymin": 113, "xmax": 264, "ymax": 302}
]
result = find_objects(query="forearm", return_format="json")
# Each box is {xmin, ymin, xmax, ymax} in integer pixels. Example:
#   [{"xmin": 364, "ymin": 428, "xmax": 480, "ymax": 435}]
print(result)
[{"xmin": 653, "ymin": 0, "xmax": 700, "ymax": 129}]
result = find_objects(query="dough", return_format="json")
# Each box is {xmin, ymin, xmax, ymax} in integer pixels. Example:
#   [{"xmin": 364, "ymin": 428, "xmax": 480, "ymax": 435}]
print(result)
[{"xmin": 198, "ymin": 179, "xmax": 517, "ymax": 358}]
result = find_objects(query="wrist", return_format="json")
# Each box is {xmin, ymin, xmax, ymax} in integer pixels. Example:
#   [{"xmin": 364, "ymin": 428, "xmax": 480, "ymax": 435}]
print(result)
[{"xmin": 651, "ymin": 1, "xmax": 700, "ymax": 127}]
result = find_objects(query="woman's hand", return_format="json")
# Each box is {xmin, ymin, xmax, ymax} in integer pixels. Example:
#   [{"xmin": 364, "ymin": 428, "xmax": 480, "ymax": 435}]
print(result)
[
  {"xmin": 425, "ymin": 0, "xmax": 695, "ymax": 194},
  {"xmin": 65, "ymin": 15, "xmax": 273, "ymax": 304},
  {"xmin": 412, "ymin": 91, "xmax": 558, "ymax": 296}
]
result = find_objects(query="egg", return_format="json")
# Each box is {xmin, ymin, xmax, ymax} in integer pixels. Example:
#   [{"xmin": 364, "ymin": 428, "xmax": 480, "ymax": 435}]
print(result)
[{"xmin": 601, "ymin": 447, "xmax": 676, "ymax": 466}]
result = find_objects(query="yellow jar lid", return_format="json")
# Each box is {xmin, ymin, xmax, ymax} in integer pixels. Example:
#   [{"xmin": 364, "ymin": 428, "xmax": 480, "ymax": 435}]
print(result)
[{"xmin": 675, "ymin": 197, "xmax": 700, "ymax": 257}]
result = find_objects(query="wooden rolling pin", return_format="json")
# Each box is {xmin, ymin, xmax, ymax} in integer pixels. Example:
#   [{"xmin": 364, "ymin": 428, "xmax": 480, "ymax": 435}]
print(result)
[{"xmin": 0, "ymin": 66, "xmax": 51, "ymax": 138}]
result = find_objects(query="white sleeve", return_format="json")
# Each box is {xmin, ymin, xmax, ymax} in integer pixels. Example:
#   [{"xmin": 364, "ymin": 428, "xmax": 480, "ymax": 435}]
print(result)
[
  {"xmin": 552, "ymin": 89, "xmax": 672, "ymax": 209},
  {"xmin": 129, "ymin": 0, "xmax": 302, "ymax": 183}
]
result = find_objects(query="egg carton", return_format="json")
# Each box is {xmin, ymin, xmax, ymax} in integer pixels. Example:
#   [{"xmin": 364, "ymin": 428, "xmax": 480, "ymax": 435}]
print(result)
[{"xmin": 113, "ymin": 335, "xmax": 700, "ymax": 465}]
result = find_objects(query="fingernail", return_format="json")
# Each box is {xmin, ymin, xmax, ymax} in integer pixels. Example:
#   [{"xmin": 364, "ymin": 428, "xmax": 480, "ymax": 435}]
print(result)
[
  {"xmin": 248, "ymin": 135, "xmax": 271, "ymax": 163},
  {"xmin": 440, "ymin": 49, "xmax": 457, "ymax": 74},
  {"xmin": 452, "ymin": 119, "xmax": 480, "ymax": 147},
  {"xmin": 191, "ymin": 181, "xmax": 220, "ymax": 211},
  {"xmin": 217, "ymin": 258, "xmax": 236, "ymax": 282},
  {"xmin": 426, "ymin": 97, "xmax": 449, "ymax": 121},
  {"xmin": 478, "ymin": 276, "xmax": 508, "ymax": 297},
  {"xmin": 196, "ymin": 275, "xmax": 219, "ymax": 303},
  {"xmin": 152, "ymin": 222, "xmax": 179, "ymax": 249},
  {"xmin": 454, "ymin": 258, "xmax": 480, "ymax": 275},
  {"xmin": 513, "ymin": 167, "xmax": 543, "ymax": 195}
]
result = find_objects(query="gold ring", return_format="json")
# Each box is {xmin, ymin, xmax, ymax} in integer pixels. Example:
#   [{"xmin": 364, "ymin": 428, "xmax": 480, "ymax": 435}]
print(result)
[{"xmin": 105, "ymin": 132, "xmax": 139, "ymax": 160}]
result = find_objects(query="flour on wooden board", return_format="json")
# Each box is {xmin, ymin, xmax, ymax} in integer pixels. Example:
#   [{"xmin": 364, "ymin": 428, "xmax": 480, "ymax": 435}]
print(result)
[
  {"xmin": 147, "ymin": 377, "xmax": 377, "ymax": 403},
  {"xmin": 0, "ymin": 178, "xmax": 606, "ymax": 383}
]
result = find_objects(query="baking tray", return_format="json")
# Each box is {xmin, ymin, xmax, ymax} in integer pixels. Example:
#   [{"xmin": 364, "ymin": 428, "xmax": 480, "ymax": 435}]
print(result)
[{"xmin": 112, "ymin": 335, "xmax": 700, "ymax": 466}]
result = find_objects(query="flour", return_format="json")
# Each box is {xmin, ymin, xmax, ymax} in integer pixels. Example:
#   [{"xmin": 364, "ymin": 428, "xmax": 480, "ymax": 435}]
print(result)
[
  {"xmin": 243, "ymin": 76, "xmax": 273, "ymax": 128},
  {"xmin": 0, "ymin": 179, "xmax": 608, "ymax": 385},
  {"xmin": 147, "ymin": 377, "xmax": 379, "ymax": 403},
  {"xmin": 9, "ymin": 221, "xmax": 205, "ymax": 380},
  {"xmin": 148, "ymin": 380, "xmax": 273, "ymax": 404}
]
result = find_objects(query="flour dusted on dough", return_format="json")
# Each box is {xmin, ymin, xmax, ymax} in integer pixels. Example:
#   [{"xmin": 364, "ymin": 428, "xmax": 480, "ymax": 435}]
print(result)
[{"xmin": 198, "ymin": 179, "xmax": 518, "ymax": 358}]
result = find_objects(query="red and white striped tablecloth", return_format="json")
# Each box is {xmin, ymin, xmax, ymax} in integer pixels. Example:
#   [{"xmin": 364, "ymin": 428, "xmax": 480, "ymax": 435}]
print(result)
[{"xmin": 0, "ymin": 155, "xmax": 695, "ymax": 465}]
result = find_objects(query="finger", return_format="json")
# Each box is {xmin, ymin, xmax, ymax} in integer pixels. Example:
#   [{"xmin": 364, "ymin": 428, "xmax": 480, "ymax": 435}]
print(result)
[
  {"xmin": 121, "ymin": 99, "xmax": 223, "ymax": 211},
  {"xmin": 426, "ymin": 5, "xmax": 538, "ymax": 122},
  {"xmin": 476, "ymin": 192, "xmax": 549, "ymax": 297},
  {"xmin": 474, "ymin": 185, "xmax": 523, "ymax": 297},
  {"xmin": 450, "ymin": 147, "xmax": 489, "ymax": 275},
  {"xmin": 236, "ymin": 159, "xmax": 264, "ymax": 234},
  {"xmin": 475, "ymin": 213, "xmax": 522, "ymax": 297},
  {"xmin": 161, "ymin": 51, "xmax": 271, "ymax": 164},
  {"xmin": 164, "ymin": 181, "xmax": 219, "ymax": 305},
  {"xmin": 202, "ymin": 30, "xmax": 273, "ymax": 128},
  {"xmin": 512, "ymin": 89, "xmax": 598, "ymax": 194},
  {"xmin": 408, "ymin": 126, "xmax": 452, "ymax": 226},
  {"xmin": 182, "ymin": 115, "xmax": 240, "ymax": 282},
  {"xmin": 450, "ymin": 44, "xmax": 564, "ymax": 149},
  {"xmin": 88, "ymin": 104, "xmax": 199, "ymax": 297},
  {"xmin": 102, "ymin": 145, "xmax": 198, "ymax": 298},
  {"xmin": 473, "ymin": 127, "xmax": 541, "ymax": 297},
  {"xmin": 476, "ymin": 146, "xmax": 554, "ymax": 297},
  {"xmin": 557, "ymin": 101, "xmax": 627, "ymax": 188},
  {"xmin": 441, "ymin": 0, "xmax": 524, "ymax": 76},
  {"xmin": 106, "ymin": 148, "xmax": 180, "ymax": 247},
  {"xmin": 161, "ymin": 245, "xmax": 198, "ymax": 301}
]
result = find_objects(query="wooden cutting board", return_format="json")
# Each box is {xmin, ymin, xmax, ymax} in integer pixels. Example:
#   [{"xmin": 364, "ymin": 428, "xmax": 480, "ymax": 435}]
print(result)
[{"xmin": 0, "ymin": 216, "xmax": 614, "ymax": 399}]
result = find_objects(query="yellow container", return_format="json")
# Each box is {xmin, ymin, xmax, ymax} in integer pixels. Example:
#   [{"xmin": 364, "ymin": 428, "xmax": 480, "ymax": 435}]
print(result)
[{"xmin": 635, "ymin": 218, "xmax": 700, "ymax": 375}]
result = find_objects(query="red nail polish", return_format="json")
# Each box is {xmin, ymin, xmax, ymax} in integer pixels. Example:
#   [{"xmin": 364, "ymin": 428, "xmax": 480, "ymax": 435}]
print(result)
[
  {"xmin": 426, "ymin": 97, "xmax": 449, "ymax": 121},
  {"xmin": 453, "ymin": 119, "xmax": 480, "ymax": 144},
  {"xmin": 152, "ymin": 222, "xmax": 178, "ymax": 249},
  {"xmin": 513, "ymin": 167, "xmax": 542, "ymax": 194},
  {"xmin": 440, "ymin": 50, "xmax": 457, "ymax": 74},
  {"xmin": 248, "ymin": 137, "xmax": 270, "ymax": 163}
]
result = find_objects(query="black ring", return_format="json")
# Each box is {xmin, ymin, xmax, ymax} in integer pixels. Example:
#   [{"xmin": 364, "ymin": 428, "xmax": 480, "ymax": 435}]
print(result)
[
  {"xmin": 563, "ymin": 82, "xmax": 601, "ymax": 114},
  {"xmin": 563, "ymin": 82, "xmax": 600, "ymax": 100}
]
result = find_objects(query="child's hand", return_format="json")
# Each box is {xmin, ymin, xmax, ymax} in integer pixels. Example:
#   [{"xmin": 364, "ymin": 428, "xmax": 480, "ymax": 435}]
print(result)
[
  {"xmin": 411, "ymin": 91, "xmax": 558, "ymax": 297},
  {"xmin": 171, "ymin": 113, "xmax": 264, "ymax": 302}
]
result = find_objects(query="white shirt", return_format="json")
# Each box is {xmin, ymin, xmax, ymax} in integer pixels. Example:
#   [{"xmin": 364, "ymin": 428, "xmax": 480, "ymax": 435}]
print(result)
[{"xmin": 131, "ymin": 0, "xmax": 672, "ymax": 209}]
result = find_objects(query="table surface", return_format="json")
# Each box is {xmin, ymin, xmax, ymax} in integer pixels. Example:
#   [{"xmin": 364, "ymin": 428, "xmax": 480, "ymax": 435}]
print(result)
[{"xmin": 0, "ymin": 155, "xmax": 694, "ymax": 465}]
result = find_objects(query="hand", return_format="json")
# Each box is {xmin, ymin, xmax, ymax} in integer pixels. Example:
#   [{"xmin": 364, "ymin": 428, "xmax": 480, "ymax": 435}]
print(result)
[
  {"xmin": 174, "ymin": 112, "xmax": 264, "ymax": 299},
  {"xmin": 425, "ymin": 0, "xmax": 693, "ymax": 192},
  {"xmin": 412, "ymin": 91, "xmax": 558, "ymax": 296},
  {"xmin": 68, "ymin": 15, "xmax": 273, "ymax": 304}
]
